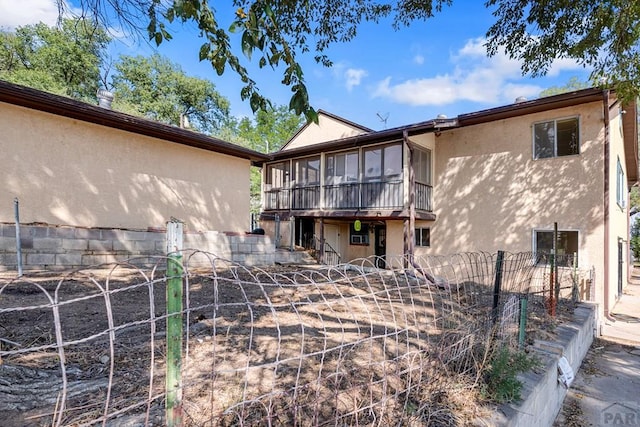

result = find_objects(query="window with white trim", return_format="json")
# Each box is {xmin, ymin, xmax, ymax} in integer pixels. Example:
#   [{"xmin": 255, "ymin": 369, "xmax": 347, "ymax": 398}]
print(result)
[
  {"xmin": 415, "ymin": 228, "xmax": 430, "ymax": 247},
  {"xmin": 265, "ymin": 162, "xmax": 289, "ymax": 189},
  {"xmin": 617, "ymin": 157, "xmax": 626, "ymax": 208},
  {"xmin": 534, "ymin": 230, "xmax": 578, "ymax": 267},
  {"xmin": 325, "ymin": 151, "xmax": 359, "ymax": 184},
  {"xmin": 533, "ymin": 117, "xmax": 579, "ymax": 159},
  {"xmin": 363, "ymin": 143, "xmax": 403, "ymax": 181},
  {"xmin": 413, "ymin": 148, "xmax": 432, "ymax": 185},
  {"xmin": 293, "ymin": 156, "xmax": 320, "ymax": 186}
]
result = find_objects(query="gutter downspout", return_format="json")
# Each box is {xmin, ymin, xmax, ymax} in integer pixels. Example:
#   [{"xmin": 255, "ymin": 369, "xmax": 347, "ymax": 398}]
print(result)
[
  {"xmin": 403, "ymin": 130, "xmax": 415, "ymax": 265},
  {"xmin": 603, "ymin": 90, "xmax": 613, "ymax": 322}
]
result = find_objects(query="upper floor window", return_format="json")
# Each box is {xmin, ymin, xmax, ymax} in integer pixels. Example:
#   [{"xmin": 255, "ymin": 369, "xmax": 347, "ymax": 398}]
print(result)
[
  {"xmin": 266, "ymin": 162, "xmax": 289, "ymax": 189},
  {"xmin": 326, "ymin": 151, "xmax": 359, "ymax": 185},
  {"xmin": 364, "ymin": 143, "xmax": 403, "ymax": 181},
  {"xmin": 293, "ymin": 156, "xmax": 320, "ymax": 186},
  {"xmin": 617, "ymin": 157, "xmax": 626, "ymax": 208},
  {"xmin": 533, "ymin": 117, "xmax": 579, "ymax": 159},
  {"xmin": 413, "ymin": 148, "xmax": 432, "ymax": 185}
]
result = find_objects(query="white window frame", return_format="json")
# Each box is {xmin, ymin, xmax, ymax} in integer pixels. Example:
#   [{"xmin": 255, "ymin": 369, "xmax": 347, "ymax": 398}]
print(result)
[
  {"xmin": 532, "ymin": 116, "xmax": 580, "ymax": 159},
  {"xmin": 616, "ymin": 157, "xmax": 626, "ymax": 209}
]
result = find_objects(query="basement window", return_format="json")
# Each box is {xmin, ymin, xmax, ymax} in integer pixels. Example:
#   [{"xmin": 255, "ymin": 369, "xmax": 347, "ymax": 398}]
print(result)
[
  {"xmin": 415, "ymin": 228, "xmax": 430, "ymax": 247},
  {"xmin": 534, "ymin": 230, "xmax": 579, "ymax": 267}
]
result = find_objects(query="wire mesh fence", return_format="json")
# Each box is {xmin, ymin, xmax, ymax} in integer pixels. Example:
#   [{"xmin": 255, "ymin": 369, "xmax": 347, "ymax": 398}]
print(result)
[{"xmin": 0, "ymin": 250, "xmax": 573, "ymax": 426}]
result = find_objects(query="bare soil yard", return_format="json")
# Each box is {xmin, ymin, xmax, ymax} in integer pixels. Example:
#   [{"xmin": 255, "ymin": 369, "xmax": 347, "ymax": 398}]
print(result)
[{"xmin": 0, "ymin": 262, "xmax": 576, "ymax": 426}]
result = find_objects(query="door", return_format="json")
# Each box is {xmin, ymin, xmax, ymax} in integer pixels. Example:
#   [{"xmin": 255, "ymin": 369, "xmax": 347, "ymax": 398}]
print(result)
[
  {"xmin": 295, "ymin": 218, "xmax": 315, "ymax": 249},
  {"xmin": 374, "ymin": 225, "xmax": 386, "ymax": 268},
  {"xmin": 618, "ymin": 240, "xmax": 624, "ymax": 297}
]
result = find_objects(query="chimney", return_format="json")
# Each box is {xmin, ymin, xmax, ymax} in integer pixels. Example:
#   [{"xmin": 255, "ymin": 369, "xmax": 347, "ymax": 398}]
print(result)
[{"xmin": 97, "ymin": 89, "xmax": 114, "ymax": 109}]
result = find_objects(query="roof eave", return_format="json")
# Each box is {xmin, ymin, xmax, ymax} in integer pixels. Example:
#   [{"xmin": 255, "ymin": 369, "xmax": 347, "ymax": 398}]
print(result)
[{"xmin": 0, "ymin": 80, "xmax": 269, "ymax": 164}]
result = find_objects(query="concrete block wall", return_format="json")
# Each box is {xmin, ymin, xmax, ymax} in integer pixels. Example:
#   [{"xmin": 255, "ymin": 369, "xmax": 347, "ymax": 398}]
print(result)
[
  {"xmin": 0, "ymin": 223, "xmax": 275, "ymax": 271},
  {"xmin": 490, "ymin": 303, "xmax": 596, "ymax": 427}
]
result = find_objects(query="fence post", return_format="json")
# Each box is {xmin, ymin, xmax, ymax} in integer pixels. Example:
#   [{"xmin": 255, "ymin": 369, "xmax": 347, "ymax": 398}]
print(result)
[
  {"xmin": 518, "ymin": 297, "xmax": 528, "ymax": 349},
  {"xmin": 166, "ymin": 220, "xmax": 184, "ymax": 427},
  {"xmin": 553, "ymin": 222, "xmax": 560, "ymax": 312},
  {"xmin": 14, "ymin": 198, "xmax": 23, "ymax": 277},
  {"xmin": 548, "ymin": 253, "xmax": 556, "ymax": 316},
  {"xmin": 492, "ymin": 250, "xmax": 505, "ymax": 323}
]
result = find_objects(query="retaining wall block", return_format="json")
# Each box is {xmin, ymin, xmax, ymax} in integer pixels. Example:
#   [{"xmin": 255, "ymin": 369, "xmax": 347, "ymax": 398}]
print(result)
[
  {"xmin": 50, "ymin": 227, "xmax": 76, "ymax": 239},
  {"xmin": 133, "ymin": 240, "xmax": 157, "ymax": 253},
  {"xmin": 88, "ymin": 239, "xmax": 113, "ymax": 252},
  {"xmin": 33, "ymin": 238, "xmax": 63, "ymax": 251},
  {"xmin": 75, "ymin": 228, "xmax": 102, "ymax": 240},
  {"xmin": 26, "ymin": 253, "xmax": 56, "ymax": 266},
  {"xmin": 62, "ymin": 239, "xmax": 89, "ymax": 251},
  {"xmin": 55, "ymin": 253, "xmax": 83, "ymax": 266},
  {"xmin": 0, "ymin": 236, "xmax": 17, "ymax": 251},
  {"xmin": 1, "ymin": 224, "xmax": 16, "ymax": 237}
]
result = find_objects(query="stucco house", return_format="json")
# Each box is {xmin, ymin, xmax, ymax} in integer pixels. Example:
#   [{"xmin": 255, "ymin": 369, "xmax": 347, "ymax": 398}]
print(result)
[
  {"xmin": 258, "ymin": 89, "xmax": 639, "ymax": 322},
  {"xmin": 0, "ymin": 80, "xmax": 270, "ymax": 268}
]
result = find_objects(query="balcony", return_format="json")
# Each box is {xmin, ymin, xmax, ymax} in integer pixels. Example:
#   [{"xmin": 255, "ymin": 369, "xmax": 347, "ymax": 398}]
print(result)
[{"xmin": 264, "ymin": 180, "xmax": 432, "ymax": 212}]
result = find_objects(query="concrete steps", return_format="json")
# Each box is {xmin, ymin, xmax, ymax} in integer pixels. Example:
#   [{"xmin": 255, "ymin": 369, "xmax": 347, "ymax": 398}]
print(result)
[{"xmin": 274, "ymin": 249, "xmax": 318, "ymax": 265}]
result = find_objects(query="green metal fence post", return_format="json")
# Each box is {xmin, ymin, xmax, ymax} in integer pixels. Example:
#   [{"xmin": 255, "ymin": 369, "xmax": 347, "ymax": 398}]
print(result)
[
  {"xmin": 518, "ymin": 297, "xmax": 528, "ymax": 349},
  {"xmin": 492, "ymin": 250, "xmax": 505, "ymax": 324},
  {"xmin": 166, "ymin": 220, "xmax": 184, "ymax": 427}
]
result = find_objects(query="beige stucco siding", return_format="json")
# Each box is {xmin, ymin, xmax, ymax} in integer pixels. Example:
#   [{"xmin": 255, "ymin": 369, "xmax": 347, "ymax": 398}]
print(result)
[
  {"xmin": 431, "ymin": 102, "xmax": 605, "ymax": 277},
  {"xmin": 283, "ymin": 113, "xmax": 368, "ymax": 151},
  {"xmin": 607, "ymin": 104, "xmax": 630, "ymax": 308},
  {"xmin": 1, "ymin": 102, "xmax": 250, "ymax": 232}
]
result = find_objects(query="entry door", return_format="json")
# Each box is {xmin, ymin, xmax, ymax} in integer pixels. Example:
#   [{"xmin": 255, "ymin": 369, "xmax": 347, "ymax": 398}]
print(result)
[
  {"xmin": 374, "ymin": 225, "xmax": 386, "ymax": 268},
  {"xmin": 324, "ymin": 224, "xmax": 340, "ymax": 252},
  {"xmin": 618, "ymin": 240, "xmax": 624, "ymax": 297},
  {"xmin": 295, "ymin": 218, "xmax": 315, "ymax": 249}
]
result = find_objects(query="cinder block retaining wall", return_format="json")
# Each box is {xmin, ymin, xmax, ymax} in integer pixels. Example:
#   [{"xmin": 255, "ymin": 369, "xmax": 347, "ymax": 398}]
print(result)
[
  {"xmin": 490, "ymin": 303, "xmax": 596, "ymax": 427},
  {"xmin": 0, "ymin": 223, "xmax": 275, "ymax": 271}
]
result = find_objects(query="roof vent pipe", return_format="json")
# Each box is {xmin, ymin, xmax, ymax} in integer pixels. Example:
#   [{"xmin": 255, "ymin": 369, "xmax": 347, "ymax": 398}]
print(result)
[
  {"xmin": 97, "ymin": 88, "xmax": 114, "ymax": 109},
  {"xmin": 436, "ymin": 114, "xmax": 448, "ymax": 119},
  {"xmin": 515, "ymin": 96, "xmax": 527, "ymax": 103}
]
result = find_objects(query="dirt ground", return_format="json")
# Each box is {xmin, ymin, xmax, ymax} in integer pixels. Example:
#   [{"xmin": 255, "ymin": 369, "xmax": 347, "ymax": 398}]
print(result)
[{"xmin": 0, "ymin": 264, "xmax": 577, "ymax": 426}]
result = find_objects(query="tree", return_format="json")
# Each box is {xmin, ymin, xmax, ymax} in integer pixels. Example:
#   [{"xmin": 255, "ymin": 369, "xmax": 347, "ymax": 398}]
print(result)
[
  {"xmin": 631, "ymin": 216, "xmax": 640, "ymax": 261},
  {"xmin": 0, "ymin": 18, "xmax": 110, "ymax": 101},
  {"xmin": 58, "ymin": 0, "xmax": 454, "ymax": 123},
  {"xmin": 223, "ymin": 105, "xmax": 304, "ymax": 212},
  {"xmin": 486, "ymin": 0, "xmax": 640, "ymax": 103},
  {"xmin": 539, "ymin": 77, "xmax": 591, "ymax": 98},
  {"xmin": 60, "ymin": 1, "xmax": 640, "ymax": 119},
  {"xmin": 111, "ymin": 54, "xmax": 231, "ymax": 133},
  {"xmin": 234, "ymin": 105, "xmax": 305, "ymax": 153},
  {"xmin": 631, "ymin": 186, "xmax": 640, "ymax": 214}
]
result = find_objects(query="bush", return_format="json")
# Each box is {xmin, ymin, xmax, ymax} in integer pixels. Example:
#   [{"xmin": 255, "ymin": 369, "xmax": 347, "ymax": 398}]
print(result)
[{"xmin": 483, "ymin": 347, "xmax": 540, "ymax": 403}]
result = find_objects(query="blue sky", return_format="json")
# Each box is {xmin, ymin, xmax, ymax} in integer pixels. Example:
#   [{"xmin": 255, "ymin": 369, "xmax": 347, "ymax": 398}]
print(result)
[{"xmin": 1, "ymin": 0, "xmax": 592, "ymax": 130}]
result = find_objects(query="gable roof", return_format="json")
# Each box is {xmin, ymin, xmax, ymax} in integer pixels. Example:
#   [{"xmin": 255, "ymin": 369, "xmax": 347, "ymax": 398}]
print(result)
[
  {"xmin": 278, "ymin": 110, "xmax": 374, "ymax": 152},
  {"xmin": 0, "ymin": 80, "xmax": 269, "ymax": 165}
]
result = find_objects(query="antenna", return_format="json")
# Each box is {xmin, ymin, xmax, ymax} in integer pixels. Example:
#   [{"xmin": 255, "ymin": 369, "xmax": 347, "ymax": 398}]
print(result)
[{"xmin": 376, "ymin": 112, "xmax": 389, "ymax": 129}]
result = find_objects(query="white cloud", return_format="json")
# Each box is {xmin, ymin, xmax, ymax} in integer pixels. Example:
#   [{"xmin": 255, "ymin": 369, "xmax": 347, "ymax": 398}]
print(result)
[
  {"xmin": 371, "ymin": 37, "xmax": 584, "ymax": 107},
  {"xmin": 413, "ymin": 54, "xmax": 424, "ymax": 65},
  {"xmin": 345, "ymin": 68, "xmax": 367, "ymax": 91},
  {"xmin": 332, "ymin": 62, "xmax": 368, "ymax": 91},
  {"xmin": 0, "ymin": 0, "xmax": 62, "ymax": 29}
]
